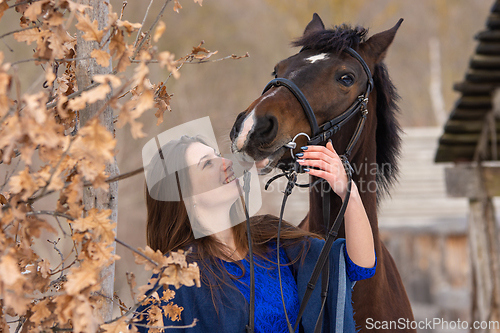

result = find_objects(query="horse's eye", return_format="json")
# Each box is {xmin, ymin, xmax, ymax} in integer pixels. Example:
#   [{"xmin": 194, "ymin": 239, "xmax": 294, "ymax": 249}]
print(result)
[
  {"xmin": 271, "ymin": 67, "xmax": 278, "ymax": 78},
  {"xmin": 339, "ymin": 74, "xmax": 354, "ymax": 87}
]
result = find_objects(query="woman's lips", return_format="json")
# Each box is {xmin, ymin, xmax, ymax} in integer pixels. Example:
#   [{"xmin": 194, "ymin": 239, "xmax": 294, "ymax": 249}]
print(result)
[{"xmin": 222, "ymin": 171, "xmax": 236, "ymax": 184}]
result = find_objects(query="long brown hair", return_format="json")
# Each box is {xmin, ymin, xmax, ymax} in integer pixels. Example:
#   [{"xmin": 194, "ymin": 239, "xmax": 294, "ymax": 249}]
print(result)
[{"xmin": 145, "ymin": 136, "xmax": 319, "ymax": 304}]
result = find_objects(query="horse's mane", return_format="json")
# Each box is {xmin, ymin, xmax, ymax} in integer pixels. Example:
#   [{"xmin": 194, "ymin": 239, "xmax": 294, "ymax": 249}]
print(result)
[
  {"xmin": 372, "ymin": 63, "xmax": 402, "ymax": 199},
  {"xmin": 292, "ymin": 24, "xmax": 368, "ymax": 54},
  {"xmin": 293, "ymin": 25, "xmax": 402, "ymax": 199}
]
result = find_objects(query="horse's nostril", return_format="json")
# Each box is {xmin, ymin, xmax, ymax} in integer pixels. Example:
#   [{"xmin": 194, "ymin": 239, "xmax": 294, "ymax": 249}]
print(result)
[
  {"xmin": 262, "ymin": 117, "xmax": 275, "ymax": 136},
  {"xmin": 255, "ymin": 115, "xmax": 278, "ymax": 143}
]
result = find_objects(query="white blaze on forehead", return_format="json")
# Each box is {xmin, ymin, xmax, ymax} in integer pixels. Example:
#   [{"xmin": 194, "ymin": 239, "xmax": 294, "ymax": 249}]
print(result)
[
  {"xmin": 235, "ymin": 90, "xmax": 278, "ymax": 150},
  {"xmin": 305, "ymin": 53, "xmax": 329, "ymax": 63}
]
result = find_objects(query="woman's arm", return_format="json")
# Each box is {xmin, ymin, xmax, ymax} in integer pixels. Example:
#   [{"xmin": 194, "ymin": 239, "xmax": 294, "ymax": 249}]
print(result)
[{"xmin": 296, "ymin": 141, "xmax": 375, "ymax": 268}]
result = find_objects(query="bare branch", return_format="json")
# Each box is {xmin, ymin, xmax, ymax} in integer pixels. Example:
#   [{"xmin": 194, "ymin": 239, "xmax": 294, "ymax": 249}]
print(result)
[
  {"xmin": 0, "ymin": 24, "xmax": 40, "ymax": 40},
  {"xmin": 132, "ymin": 0, "xmax": 172, "ymax": 60},
  {"xmin": 85, "ymin": 79, "xmax": 132, "ymax": 124},
  {"xmin": 134, "ymin": 0, "xmax": 155, "ymax": 48},
  {"xmin": 49, "ymin": 327, "xmax": 73, "ymax": 332},
  {"xmin": 14, "ymin": 317, "xmax": 26, "ymax": 333},
  {"xmin": 26, "ymin": 210, "xmax": 75, "ymax": 221},
  {"xmin": 26, "ymin": 164, "xmax": 142, "ymax": 205},
  {"xmin": 8, "ymin": 0, "xmax": 44, "ymax": 9},
  {"xmin": 10, "ymin": 56, "xmax": 93, "ymax": 66},
  {"xmin": 115, "ymin": 237, "xmax": 157, "ymax": 266},
  {"xmin": 84, "ymin": 166, "xmax": 144, "ymax": 187},
  {"xmin": 2, "ymin": 39, "xmax": 14, "ymax": 52},
  {"xmin": 45, "ymin": 68, "xmax": 116, "ymax": 110},
  {"xmin": 0, "ymin": 108, "xmax": 13, "ymax": 126},
  {"xmin": 38, "ymin": 139, "xmax": 74, "ymax": 199},
  {"xmin": 133, "ymin": 319, "xmax": 198, "ymax": 330},
  {"xmin": 47, "ymin": 238, "xmax": 65, "ymax": 278},
  {"xmin": 103, "ymin": 279, "xmax": 164, "ymax": 325},
  {"xmin": 53, "ymin": 214, "xmax": 68, "ymax": 237},
  {"xmin": 0, "ymin": 149, "xmax": 21, "ymax": 165},
  {"xmin": 126, "ymin": 272, "xmax": 136, "ymax": 301},
  {"xmin": 26, "ymin": 188, "xmax": 57, "ymax": 205},
  {"xmin": 50, "ymin": 259, "xmax": 77, "ymax": 276},
  {"xmin": 170, "ymin": 52, "xmax": 250, "ymax": 65},
  {"xmin": 13, "ymin": 66, "xmax": 21, "ymax": 114},
  {"xmin": 94, "ymin": 291, "xmax": 129, "ymax": 312},
  {"xmin": 119, "ymin": 1, "xmax": 128, "ymax": 20},
  {"xmin": 0, "ymin": 158, "xmax": 21, "ymax": 193},
  {"xmin": 162, "ymin": 61, "xmax": 184, "ymax": 87},
  {"xmin": 150, "ymin": 50, "xmax": 249, "ymax": 97}
]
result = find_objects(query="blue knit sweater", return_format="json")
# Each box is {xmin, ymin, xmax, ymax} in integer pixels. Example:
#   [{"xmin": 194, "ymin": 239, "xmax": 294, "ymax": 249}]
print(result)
[
  {"xmin": 222, "ymin": 244, "xmax": 376, "ymax": 333},
  {"xmin": 134, "ymin": 238, "xmax": 376, "ymax": 333}
]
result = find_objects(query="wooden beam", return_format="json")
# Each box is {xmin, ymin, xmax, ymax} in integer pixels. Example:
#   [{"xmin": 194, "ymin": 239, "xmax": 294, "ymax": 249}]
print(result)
[
  {"xmin": 454, "ymin": 81, "xmax": 496, "ymax": 96},
  {"xmin": 475, "ymin": 30, "xmax": 500, "ymax": 42},
  {"xmin": 456, "ymin": 96, "xmax": 492, "ymax": 109},
  {"xmin": 444, "ymin": 165, "xmax": 500, "ymax": 197},
  {"xmin": 467, "ymin": 69, "xmax": 500, "ymax": 82},
  {"xmin": 440, "ymin": 133, "xmax": 500, "ymax": 145},
  {"xmin": 435, "ymin": 145, "xmax": 476, "ymax": 163},
  {"xmin": 470, "ymin": 54, "xmax": 500, "ymax": 69},
  {"xmin": 449, "ymin": 107, "xmax": 490, "ymax": 120},
  {"xmin": 476, "ymin": 42, "xmax": 500, "ymax": 55},
  {"xmin": 445, "ymin": 119, "xmax": 500, "ymax": 134}
]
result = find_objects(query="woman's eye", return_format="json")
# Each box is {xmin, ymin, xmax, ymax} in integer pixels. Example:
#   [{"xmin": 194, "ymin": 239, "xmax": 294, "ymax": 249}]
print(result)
[
  {"xmin": 339, "ymin": 74, "xmax": 354, "ymax": 87},
  {"xmin": 203, "ymin": 160, "xmax": 212, "ymax": 169}
]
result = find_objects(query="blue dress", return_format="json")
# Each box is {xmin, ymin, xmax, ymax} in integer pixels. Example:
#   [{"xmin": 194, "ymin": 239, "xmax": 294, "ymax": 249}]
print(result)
[{"xmin": 134, "ymin": 238, "xmax": 376, "ymax": 333}]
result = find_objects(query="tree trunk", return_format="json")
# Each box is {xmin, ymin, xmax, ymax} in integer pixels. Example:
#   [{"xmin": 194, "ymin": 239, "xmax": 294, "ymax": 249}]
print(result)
[{"xmin": 76, "ymin": 0, "xmax": 118, "ymax": 322}]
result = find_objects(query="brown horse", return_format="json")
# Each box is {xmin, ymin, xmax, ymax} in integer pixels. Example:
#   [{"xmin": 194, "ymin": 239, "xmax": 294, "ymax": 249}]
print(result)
[{"xmin": 230, "ymin": 14, "xmax": 415, "ymax": 332}]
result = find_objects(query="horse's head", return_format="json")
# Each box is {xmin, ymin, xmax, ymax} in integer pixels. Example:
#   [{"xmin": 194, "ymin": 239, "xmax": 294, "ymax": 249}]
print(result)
[{"xmin": 230, "ymin": 14, "xmax": 402, "ymax": 175}]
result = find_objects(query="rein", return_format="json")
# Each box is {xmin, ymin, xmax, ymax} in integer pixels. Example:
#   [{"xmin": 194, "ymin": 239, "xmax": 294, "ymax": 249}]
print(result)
[{"xmin": 253, "ymin": 47, "xmax": 373, "ymax": 332}]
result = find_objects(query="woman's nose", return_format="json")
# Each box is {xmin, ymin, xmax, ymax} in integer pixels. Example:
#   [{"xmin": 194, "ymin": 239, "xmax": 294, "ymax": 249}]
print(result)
[{"xmin": 221, "ymin": 157, "xmax": 233, "ymax": 171}]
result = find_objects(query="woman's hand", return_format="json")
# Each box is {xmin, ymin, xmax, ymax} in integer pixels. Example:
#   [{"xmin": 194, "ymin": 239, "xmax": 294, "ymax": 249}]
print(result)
[
  {"xmin": 297, "ymin": 141, "xmax": 375, "ymax": 269},
  {"xmin": 296, "ymin": 141, "xmax": 350, "ymax": 199}
]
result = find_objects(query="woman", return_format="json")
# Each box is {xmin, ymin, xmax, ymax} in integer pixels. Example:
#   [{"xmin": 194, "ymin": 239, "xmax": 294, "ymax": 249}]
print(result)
[{"xmin": 135, "ymin": 135, "xmax": 376, "ymax": 333}]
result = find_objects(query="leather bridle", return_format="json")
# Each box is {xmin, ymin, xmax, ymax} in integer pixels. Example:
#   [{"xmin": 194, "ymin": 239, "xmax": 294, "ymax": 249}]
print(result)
[
  {"xmin": 262, "ymin": 47, "xmax": 373, "ymax": 154},
  {"xmin": 243, "ymin": 47, "xmax": 374, "ymax": 333}
]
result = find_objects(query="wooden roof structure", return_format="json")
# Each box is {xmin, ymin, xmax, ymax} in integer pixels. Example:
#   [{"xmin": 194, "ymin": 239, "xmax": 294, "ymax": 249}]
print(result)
[{"xmin": 435, "ymin": 0, "xmax": 500, "ymax": 163}]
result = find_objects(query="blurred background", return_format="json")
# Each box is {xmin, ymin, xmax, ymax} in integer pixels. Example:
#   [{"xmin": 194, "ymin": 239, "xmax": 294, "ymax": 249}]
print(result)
[{"xmin": 1, "ymin": 0, "xmax": 498, "ymax": 331}]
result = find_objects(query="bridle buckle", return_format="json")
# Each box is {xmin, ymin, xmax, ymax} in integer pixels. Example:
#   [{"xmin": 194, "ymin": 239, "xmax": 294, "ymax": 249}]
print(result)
[
  {"xmin": 286, "ymin": 132, "xmax": 311, "ymax": 160},
  {"xmin": 358, "ymin": 96, "xmax": 369, "ymax": 117}
]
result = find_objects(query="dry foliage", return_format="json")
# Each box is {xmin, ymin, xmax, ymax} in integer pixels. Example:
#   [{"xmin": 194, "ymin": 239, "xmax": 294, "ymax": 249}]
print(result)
[{"xmin": 0, "ymin": 0, "xmax": 245, "ymax": 332}]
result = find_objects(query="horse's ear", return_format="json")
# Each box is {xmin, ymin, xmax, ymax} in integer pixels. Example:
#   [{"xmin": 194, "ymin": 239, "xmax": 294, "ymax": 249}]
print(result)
[
  {"xmin": 363, "ymin": 18, "xmax": 403, "ymax": 64},
  {"xmin": 303, "ymin": 13, "xmax": 325, "ymax": 36}
]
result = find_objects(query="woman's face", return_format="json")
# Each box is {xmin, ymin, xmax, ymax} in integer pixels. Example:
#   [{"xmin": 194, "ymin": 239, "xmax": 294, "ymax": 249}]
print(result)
[{"xmin": 184, "ymin": 142, "xmax": 240, "ymax": 209}]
